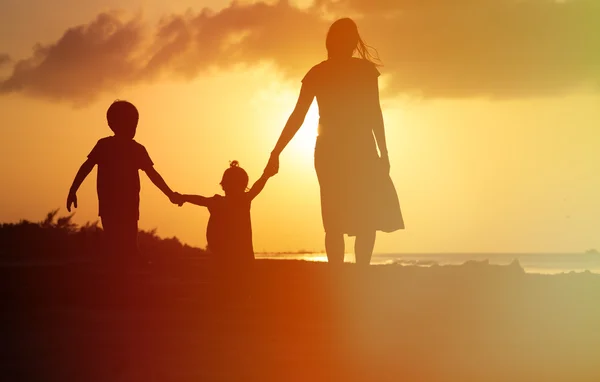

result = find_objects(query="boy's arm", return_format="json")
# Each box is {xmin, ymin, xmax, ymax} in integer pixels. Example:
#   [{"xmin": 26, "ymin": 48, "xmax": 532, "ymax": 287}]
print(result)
[
  {"xmin": 67, "ymin": 159, "xmax": 95, "ymax": 212},
  {"xmin": 144, "ymin": 166, "xmax": 177, "ymax": 202},
  {"xmin": 247, "ymin": 172, "xmax": 270, "ymax": 201}
]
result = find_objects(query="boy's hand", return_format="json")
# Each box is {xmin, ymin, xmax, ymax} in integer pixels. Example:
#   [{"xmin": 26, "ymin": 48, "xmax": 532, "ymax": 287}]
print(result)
[{"xmin": 66, "ymin": 191, "xmax": 78, "ymax": 212}]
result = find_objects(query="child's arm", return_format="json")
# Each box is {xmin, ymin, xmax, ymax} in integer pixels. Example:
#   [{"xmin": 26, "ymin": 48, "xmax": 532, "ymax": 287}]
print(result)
[
  {"xmin": 144, "ymin": 166, "xmax": 177, "ymax": 202},
  {"xmin": 247, "ymin": 172, "xmax": 270, "ymax": 201},
  {"xmin": 67, "ymin": 159, "xmax": 95, "ymax": 212},
  {"xmin": 180, "ymin": 194, "xmax": 212, "ymax": 207}
]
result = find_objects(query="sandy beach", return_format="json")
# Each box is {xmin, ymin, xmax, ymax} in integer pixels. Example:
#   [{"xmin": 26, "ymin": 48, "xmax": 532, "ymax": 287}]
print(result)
[{"xmin": 2, "ymin": 259, "xmax": 600, "ymax": 382}]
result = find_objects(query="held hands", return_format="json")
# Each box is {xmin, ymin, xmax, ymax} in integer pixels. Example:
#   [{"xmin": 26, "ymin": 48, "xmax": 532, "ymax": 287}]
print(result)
[
  {"xmin": 170, "ymin": 191, "xmax": 185, "ymax": 207},
  {"xmin": 66, "ymin": 191, "xmax": 77, "ymax": 212},
  {"xmin": 264, "ymin": 153, "xmax": 280, "ymax": 177}
]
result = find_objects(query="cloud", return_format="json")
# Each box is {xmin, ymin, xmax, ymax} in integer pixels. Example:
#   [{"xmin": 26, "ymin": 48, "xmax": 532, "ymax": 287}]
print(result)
[
  {"xmin": 1, "ymin": 0, "xmax": 599, "ymax": 104},
  {"xmin": 142, "ymin": 2, "xmax": 326, "ymax": 80},
  {"xmin": 354, "ymin": 0, "xmax": 600, "ymax": 98},
  {"xmin": 0, "ymin": 53, "xmax": 10, "ymax": 67},
  {"xmin": 0, "ymin": 12, "xmax": 144, "ymax": 104}
]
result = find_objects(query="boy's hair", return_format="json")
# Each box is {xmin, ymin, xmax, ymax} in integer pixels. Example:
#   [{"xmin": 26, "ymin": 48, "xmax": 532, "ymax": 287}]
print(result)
[
  {"xmin": 220, "ymin": 160, "xmax": 249, "ymax": 193},
  {"xmin": 106, "ymin": 100, "xmax": 139, "ymax": 134}
]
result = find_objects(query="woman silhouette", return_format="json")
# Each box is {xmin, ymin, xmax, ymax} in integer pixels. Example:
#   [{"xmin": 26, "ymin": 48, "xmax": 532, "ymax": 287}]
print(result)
[{"xmin": 266, "ymin": 18, "xmax": 404, "ymax": 265}]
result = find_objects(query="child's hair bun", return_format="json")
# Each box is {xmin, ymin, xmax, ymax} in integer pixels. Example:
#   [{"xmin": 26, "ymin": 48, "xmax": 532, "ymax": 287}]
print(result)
[{"xmin": 221, "ymin": 160, "xmax": 248, "ymax": 191}]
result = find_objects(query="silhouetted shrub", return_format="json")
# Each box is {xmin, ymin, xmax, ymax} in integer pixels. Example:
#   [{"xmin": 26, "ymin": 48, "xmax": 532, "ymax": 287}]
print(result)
[{"xmin": 0, "ymin": 210, "xmax": 208, "ymax": 260}]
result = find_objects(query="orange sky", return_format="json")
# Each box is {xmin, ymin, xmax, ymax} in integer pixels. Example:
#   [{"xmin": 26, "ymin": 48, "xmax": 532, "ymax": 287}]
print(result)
[{"xmin": 1, "ymin": 0, "xmax": 600, "ymax": 254}]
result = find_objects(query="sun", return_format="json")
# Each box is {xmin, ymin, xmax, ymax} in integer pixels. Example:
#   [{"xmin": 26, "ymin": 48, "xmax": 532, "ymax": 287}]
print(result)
[{"xmin": 290, "ymin": 102, "xmax": 319, "ymax": 154}]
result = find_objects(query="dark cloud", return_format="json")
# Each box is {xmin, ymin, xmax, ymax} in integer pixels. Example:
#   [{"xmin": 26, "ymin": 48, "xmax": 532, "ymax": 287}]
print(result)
[
  {"xmin": 356, "ymin": 0, "xmax": 600, "ymax": 98},
  {"xmin": 0, "ymin": 12, "xmax": 144, "ymax": 104},
  {"xmin": 1, "ymin": 0, "xmax": 599, "ymax": 104},
  {"xmin": 142, "ymin": 2, "xmax": 326, "ymax": 80}
]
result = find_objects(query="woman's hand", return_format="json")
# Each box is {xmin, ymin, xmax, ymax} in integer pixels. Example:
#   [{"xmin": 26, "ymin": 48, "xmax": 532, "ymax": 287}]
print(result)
[{"xmin": 264, "ymin": 153, "xmax": 280, "ymax": 177}]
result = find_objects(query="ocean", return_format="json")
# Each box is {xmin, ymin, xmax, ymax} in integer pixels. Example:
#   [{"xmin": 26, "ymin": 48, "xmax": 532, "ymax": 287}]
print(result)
[{"xmin": 255, "ymin": 252, "xmax": 600, "ymax": 275}]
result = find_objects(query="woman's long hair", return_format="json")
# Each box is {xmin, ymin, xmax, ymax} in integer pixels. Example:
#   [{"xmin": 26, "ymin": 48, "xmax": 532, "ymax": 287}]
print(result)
[{"xmin": 325, "ymin": 18, "xmax": 382, "ymax": 66}]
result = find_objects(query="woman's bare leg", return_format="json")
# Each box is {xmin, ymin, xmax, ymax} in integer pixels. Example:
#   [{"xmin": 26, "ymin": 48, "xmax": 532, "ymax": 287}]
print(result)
[
  {"xmin": 355, "ymin": 231, "xmax": 376, "ymax": 266},
  {"xmin": 325, "ymin": 232, "xmax": 345, "ymax": 265}
]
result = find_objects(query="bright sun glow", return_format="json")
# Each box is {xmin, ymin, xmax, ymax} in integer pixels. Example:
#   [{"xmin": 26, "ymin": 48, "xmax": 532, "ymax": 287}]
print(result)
[{"xmin": 290, "ymin": 103, "xmax": 319, "ymax": 154}]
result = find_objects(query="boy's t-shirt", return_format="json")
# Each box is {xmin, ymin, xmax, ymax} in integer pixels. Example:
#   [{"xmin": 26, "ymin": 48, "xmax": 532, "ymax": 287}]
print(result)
[
  {"xmin": 205, "ymin": 194, "xmax": 254, "ymax": 263},
  {"xmin": 87, "ymin": 136, "xmax": 153, "ymax": 220}
]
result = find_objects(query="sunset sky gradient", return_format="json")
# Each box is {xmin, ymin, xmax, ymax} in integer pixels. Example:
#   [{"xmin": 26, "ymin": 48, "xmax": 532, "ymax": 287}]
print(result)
[{"xmin": 1, "ymin": 0, "xmax": 599, "ymax": 254}]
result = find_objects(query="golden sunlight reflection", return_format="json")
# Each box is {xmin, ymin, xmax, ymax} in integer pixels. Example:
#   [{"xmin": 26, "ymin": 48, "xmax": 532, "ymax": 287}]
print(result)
[
  {"xmin": 256, "ymin": 252, "xmax": 329, "ymax": 262},
  {"xmin": 255, "ymin": 253, "xmax": 400, "ymax": 264}
]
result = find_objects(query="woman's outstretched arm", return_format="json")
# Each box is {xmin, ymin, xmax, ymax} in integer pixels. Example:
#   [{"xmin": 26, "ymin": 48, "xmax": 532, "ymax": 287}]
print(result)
[
  {"xmin": 247, "ymin": 172, "xmax": 270, "ymax": 200},
  {"xmin": 265, "ymin": 84, "xmax": 315, "ymax": 176}
]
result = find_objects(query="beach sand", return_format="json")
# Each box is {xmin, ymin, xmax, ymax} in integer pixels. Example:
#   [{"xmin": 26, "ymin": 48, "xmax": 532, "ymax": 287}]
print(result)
[{"xmin": 2, "ymin": 259, "xmax": 600, "ymax": 382}]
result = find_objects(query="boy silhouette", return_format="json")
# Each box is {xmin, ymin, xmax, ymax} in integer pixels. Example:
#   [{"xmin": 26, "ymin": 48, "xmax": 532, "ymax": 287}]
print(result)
[{"xmin": 66, "ymin": 100, "xmax": 178, "ymax": 263}]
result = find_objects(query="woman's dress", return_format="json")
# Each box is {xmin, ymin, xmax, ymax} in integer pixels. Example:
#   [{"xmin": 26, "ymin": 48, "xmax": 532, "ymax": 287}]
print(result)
[{"xmin": 302, "ymin": 57, "xmax": 404, "ymax": 236}]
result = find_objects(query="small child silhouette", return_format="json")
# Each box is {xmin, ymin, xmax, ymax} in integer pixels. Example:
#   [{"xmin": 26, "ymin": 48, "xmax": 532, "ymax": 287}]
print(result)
[
  {"xmin": 173, "ymin": 161, "xmax": 271, "ymax": 301},
  {"xmin": 174, "ymin": 161, "xmax": 270, "ymax": 264},
  {"xmin": 66, "ymin": 100, "xmax": 179, "ymax": 263}
]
